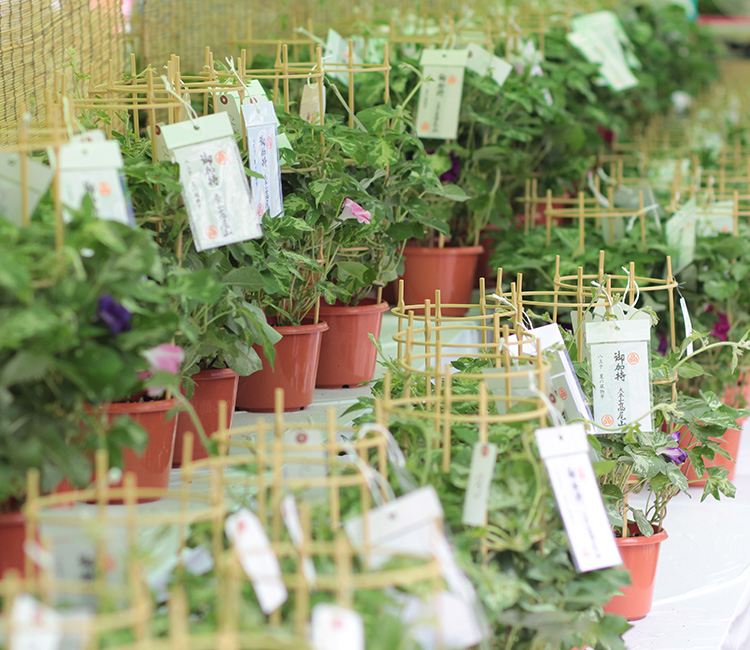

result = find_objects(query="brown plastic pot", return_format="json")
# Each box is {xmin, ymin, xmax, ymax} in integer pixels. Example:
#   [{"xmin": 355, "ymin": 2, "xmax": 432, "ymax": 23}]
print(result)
[
  {"xmin": 236, "ymin": 320, "xmax": 329, "ymax": 412},
  {"xmin": 0, "ymin": 510, "xmax": 27, "ymax": 578},
  {"xmin": 400, "ymin": 245, "xmax": 484, "ymax": 317},
  {"xmin": 315, "ymin": 299, "xmax": 390, "ymax": 389},
  {"xmin": 173, "ymin": 368, "xmax": 239, "ymax": 467},
  {"xmin": 604, "ymin": 524, "xmax": 667, "ymax": 621}
]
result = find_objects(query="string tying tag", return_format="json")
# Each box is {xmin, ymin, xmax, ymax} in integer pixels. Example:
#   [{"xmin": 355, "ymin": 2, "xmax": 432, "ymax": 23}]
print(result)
[
  {"xmin": 341, "ymin": 442, "xmax": 394, "ymax": 506},
  {"xmin": 161, "ymin": 75, "xmax": 200, "ymax": 129},
  {"xmin": 491, "ymin": 294, "xmax": 534, "ymax": 331},
  {"xmin": 355, "ymin": 423, "xmax": 416, "ymax": 493}
]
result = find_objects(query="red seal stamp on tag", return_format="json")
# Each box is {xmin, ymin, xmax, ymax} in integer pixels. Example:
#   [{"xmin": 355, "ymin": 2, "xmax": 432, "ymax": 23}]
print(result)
[
  {"xmin": 296, "ymin": 432, "xmax": 307, "ymax": 444},
  {"xmin": 559, "ymin": 387, "xmax": 568, "ymax": 400},
  {"xmin": 420, "ymin": 121, "xmax": 430, "ymax": 132},
  {"xmin": 206, "ymin": 225, "xmax": 218, "ymax": 239},
  {"xmin": 627, "ymin": 352, "xmax": 640, "ymax": 365},
  {"xmin": 267, "ymin": 136, "xmax": 273, "ymax": 149},
  {"xmin": 215, "ymin": 150, "xmax": 228, "ymax": 165},
  {"xmin": 98, "ymin": 182, "xmax": 111, "ymax": 196},
  {"xmin": 220, "ymin": 94, "xmax": 228, "ymax": 105},
  {"xmin": 601, "ymin": 414, "xmax": 614, "ymax": 427}
]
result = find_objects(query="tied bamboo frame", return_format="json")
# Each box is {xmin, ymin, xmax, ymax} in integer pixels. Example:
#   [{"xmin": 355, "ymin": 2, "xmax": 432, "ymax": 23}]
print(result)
[{"xmin": 14, "ymin": 393, "xmax": 447, "ymax": 646}]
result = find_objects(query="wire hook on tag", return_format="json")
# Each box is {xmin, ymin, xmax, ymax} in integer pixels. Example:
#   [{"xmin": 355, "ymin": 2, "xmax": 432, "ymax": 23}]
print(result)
[
  {"xmin": 621, "ymin": 266, "xmax": 641, "ymax": 311},
  {"xmin": 161, "ymin": 75, "xmax": 200, "ymax": 130},
  {"xmin": 491, "ymin": 294, "xmax": 534, "ymax": 332},
  {"xmin": 295, "ymin": 26, "xmax": 328, "ymax": 48},
  {"xmin": 590, "ymin": 280, "xmax": 615, "ymax": 311},
  {"xmin": 224, "ymin": 57, "xmax": 262, "ymax": 116}
]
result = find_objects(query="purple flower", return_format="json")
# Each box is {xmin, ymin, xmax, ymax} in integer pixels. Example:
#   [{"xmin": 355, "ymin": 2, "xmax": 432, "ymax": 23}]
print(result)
[
  {"xmin": 710, "ymin": 312, "xmax": 730, "ymax": 342},
  {"xmin": 97, "ymin": 294, "xmax": 132, "ymax": 335},
  {"xmin": 669, "ymin": 428, "xmax": 681, "ymax": 444},
  {"xmin": 339, "ymin": 199, "xmax": 371, "ymax": 225},
  {"xmin": 659, "ymin": 445, "xmax": 688, "ymax": 465},
  {"xmin": 657, "ymin": 331, "xmax": 669, "ymax": 356},
  {"xmin": 439, "ymin": 152, "xmax": 460, "ymax": 184}
]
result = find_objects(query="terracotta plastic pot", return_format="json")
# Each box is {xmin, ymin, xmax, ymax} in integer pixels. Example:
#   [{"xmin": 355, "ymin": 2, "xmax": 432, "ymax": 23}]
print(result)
[
  {"xmin": 604, "ymin": 525, "xmax": 667, "ymax": 621},
  {"xmin": 680, "ymin": 424, "xmax": 742, "ymax": 486},
  {"xmin": 173, "ymin": 368, "xmax": 238, "ymax": 467},
  {"xmin": 315, "ymin": 299, "xmax": 390, "ymax": 389},
  {"xmin": 400, "ymin": 245, "xmax": 484, "ymax": 317},
  {"xmin": 0, "ymin": 510, "xmax": 27, "ymax": 578},
  {"xmin": 236, "ymin": 320, "xmax": 329, "ymax": 412},
  {"xmin": 63, "ymin": 399, "xmax": 178, "ymax": 504}
]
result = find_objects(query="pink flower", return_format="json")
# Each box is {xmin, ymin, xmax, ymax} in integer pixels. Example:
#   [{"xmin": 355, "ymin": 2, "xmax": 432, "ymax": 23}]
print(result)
[
  {"xmin": 339, "ymin": 199, "xmax": 371, "ymax": 225},
  {"xmin": 140, "ymin": 344, "xmax": 184, "ymax": 397}
]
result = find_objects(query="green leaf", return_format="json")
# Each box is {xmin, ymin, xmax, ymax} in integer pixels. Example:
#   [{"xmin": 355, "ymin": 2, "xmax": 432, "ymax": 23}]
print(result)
[
  {"xmin": 631, "ymin": 508, "xmax": 654, "ymax": 537},
  {"xmin": 309, "ymin": 178, "xmax": 346, "ymax": 206}
]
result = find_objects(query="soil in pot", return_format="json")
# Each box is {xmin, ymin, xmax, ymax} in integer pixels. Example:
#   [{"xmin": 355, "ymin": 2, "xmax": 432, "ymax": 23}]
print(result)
[
  {"xmin": 604, "ymin": 523, "xmax": 667, "ymax": 621},
  {"xmin": 236, "ymin": 320, "xmax": 328, "ymax": 412},
  {"xmin": 400, "ymin": 245, "xmax": 484, "ymax": 317},
  {"xmin": 315, "ymin": 299, "xmax": 389, "ymax": 389},
  {"xmin": 173, "ymin": 368, "xmax": 238, "ymax": 467}
]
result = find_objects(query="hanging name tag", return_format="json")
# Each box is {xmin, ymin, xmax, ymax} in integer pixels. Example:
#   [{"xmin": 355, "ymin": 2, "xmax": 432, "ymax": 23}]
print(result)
[
  {"xmin": 665, "ymin": 198, "xmax": 697, "ymax": 273},
  {"xmin": 311, "ymin": 604, "xmax": 365, "ymax": 650},
  {"xmin": 325, "ymin": 29, "xmax": 364, "ymax": 86},
  {"xmin": 535, "ymin": 423, "xmax": 621, "ymax": 572},
  {"xmin": 680, "ymin": 296, "xmax": 694, "ymax": 356},
  {"xmin": 567, "ymin": 29, "xmax": 638, "ymax": 91},
  {"xmin": 300, "ymin": 81, "xmax": 326, "ymax": 125},
  {"xmin": 461, "ymin": 442, "xmax": 498, "ymax": 527},
  {"xmin": 161, "ymin": 112, "xmax": 262, "ymax": 251},
  {"xmin": 280, "ymin": 494, "xmax": 317, "ymax": 586},
  {"xmin": 0, "ymin": 153, "xmax": 53, "ymax": 226},
  {"xmin": 56, "ymin": 138, "xmax": 134, "ymax": 226},
  {"xmin": 481, "ymin": 365, "xmax": 537, "ymax": 415},
  {"xmin": 225, "ymin": 508, "xmax": 287, "ymax": 614},
  {"xmin": 696, "ymin": 199, "xmax": 734, "ymax": 237},
  {"xmin": 415, "ymin": 49, "xmax": 468, "ymax": 140},
  {"xmin": 242, "ymin": 101, "xmax": 284, "ymax": 219},
  {"xmin": 215, "ymin": 80, "xmax": 268, "ymax": 133},
  {"xmin": 465, "ymin": 43, "xmax": 512, "ymax": 87},
  {"xmin": 585, "ymin": 318, "xmax": 653, "ymax": 433},
  {"xmin": 10, "ymin": 594, "xmax": 62, "ymax": 650},
  {"xmin": 281, "ymin": 428, "xmax": 328, "ymax": 482}
]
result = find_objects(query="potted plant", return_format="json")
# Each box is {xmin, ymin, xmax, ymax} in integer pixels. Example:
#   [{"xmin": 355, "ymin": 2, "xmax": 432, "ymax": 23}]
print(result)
[{"xmin": 0, "ymin": 201, "xmax": 187, "ymax": 573}]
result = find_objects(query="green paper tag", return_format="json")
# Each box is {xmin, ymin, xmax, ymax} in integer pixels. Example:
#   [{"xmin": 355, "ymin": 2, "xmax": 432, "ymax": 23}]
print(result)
[
  {"xmin": 666, "ymin": 198, "xmax": 697, "ymax": 273},
  {"xmin": 415, "ymin": 49, "xmax": 468, "ymax": 140}
]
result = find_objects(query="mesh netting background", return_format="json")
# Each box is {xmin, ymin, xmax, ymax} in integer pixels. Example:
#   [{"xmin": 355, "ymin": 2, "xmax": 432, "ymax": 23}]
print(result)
[{"xmin": 0, "ymin": 0, "xmax": 126, "ymax": 125}]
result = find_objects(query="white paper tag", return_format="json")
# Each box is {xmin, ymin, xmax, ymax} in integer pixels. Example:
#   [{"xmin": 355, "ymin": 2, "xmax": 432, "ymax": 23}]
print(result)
[
  {"xmin": 215, "ymin": 81, "xmax": 271, "ymax": 134},
  {"xmin": 481, "ymin": 366, "xmax": 537, "ymax": 415},
  {"xmin": 281, "ymin": 428, "xmax": 328, "ymax": 482},
  {"xmin": 666, "ymin": 198, "xmax": 697, "ymax": 274},
  {"xmin": 680, "ymin": 296, "xmax": 694, "ymax": 356},
  {"xmin": 300, "ymin": 81, "xmax": 326, "ymax": 125},
  {"xmin": 325, "ymin": 29, "xmax": 364, "ymax": 86},
  {"xmin": 696, "ymin": 200, "xmax": 734, "ymax": 237},
  {"xmin": 567, "ymin": 29, "xmax": 638, "ymax": 91},
  {"xmin": 586, "ymin": 319, "xmax": 653, "ymax": 433},
  {"xmin": 461, "ymin": 442, "xmax": 498, "ymax": 527},
  {"xmin": 311, "ymin": 604, "xmax": 364, "ymax": 650},
  {"xmin": 536, "ymin": 423, "xmax": 621, "ymax": 572},
  {"xmin": 396, "ymin": 590, "xmax": 486, "ymax": 650},
  {"xmin": 225, "ymin": 508, "xmax": 287, "ymax": 614},
  {"xmin": 415, "ymin": 50, "xmax": 468, "ymax": 140},
  {"xmin": 465, "ymin": 44, "xmax": 512, "ymax": 87},
  {"xmin": 242, "ymin": 100, "xmax": 284, "ymax": 219},
  {"xmin": 10, "ymin": 594, "xmax": 62, "ymax": 650},
  {"xmin": 56, "ymin": 139, "xmax": 133, "ymax": 226},
  {"xmin": 0, "ymin": 153, "xmax": 53, "ymax": 226},
  {"xmin": 280, "ymin": 494, "xmax": 317, "ymax": 586}
]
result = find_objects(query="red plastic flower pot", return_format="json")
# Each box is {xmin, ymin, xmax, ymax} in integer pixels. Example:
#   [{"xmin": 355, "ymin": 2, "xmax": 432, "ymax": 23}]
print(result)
[
  {"xmin": 173, "ymin": 368, "xmax": 238, "ymax": 467},
  {"xmin": 0, "ymin": 510, "xmax": 27, "ymax": 578},
  {"xmin": 315, "ymin": 299, "xmax": 390, "ymax": 389},
  {"xmin": 236, "ymin": 320, "xmax": 328, "ymax": 412},
  {"xmin": 400, "ymin": 245, "xmax": 484, "ymax": 317},
  {"xmin": 604, "ymin": 524, "xmax": 667, "ymax": 621}
]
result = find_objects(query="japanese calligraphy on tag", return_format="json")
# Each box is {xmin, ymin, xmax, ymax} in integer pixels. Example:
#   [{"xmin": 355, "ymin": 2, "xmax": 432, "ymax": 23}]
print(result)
[
  {"xmin": 161, "ymin": 113, "xmax": 262, "ymax": 252},
  {"xmin": 56, "ymin": 138, "xmax": 134, "ymax": 226},
  {"xmin": 536, "ymin": 423, "xmax": 621, "ymax": 572},
  {"xmin": 0, "ymin": 153, "xmax": 53, "ymax": 226},
  {"xmin": 462, "ymin": 442, "xmax": 498, "ymax": 526},
  {"xmin": 242, "ymin": 100, "xmax": 284, "ymax": 219},
  {"xmin": 415, "ymin": 49, "xmax": 468, "ymax": 140},
  {"xmin": 585, "ymin": 318, "xmax": 652, "ymax": 433}
]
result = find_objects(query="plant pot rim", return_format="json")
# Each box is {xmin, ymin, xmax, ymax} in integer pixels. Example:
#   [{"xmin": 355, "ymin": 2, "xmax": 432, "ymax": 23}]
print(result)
[
  {"xmin": 0, "ymin": 510, "xmax": 25, "ymax": 524},
  {"xmin": 318, "ymin": 298, "xmax": 390, "ymax": 315},
  {"xmin": 404, "ymin": 245, "xmax": 485, "ymax": 256},
  {"xmin": 193, "ymin": 367, "xmax": 238, "ymax": 379},
  {"xmin": 616, "ymin": 528, "xmax": 668, "ymax": 547},
  {"xmin": 93, "ymin": 397, "xmax": 178, "ymax": 415},
  {"xmin": 271, "ymin": 319, "xmax": 329, "ymax": 335}
]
